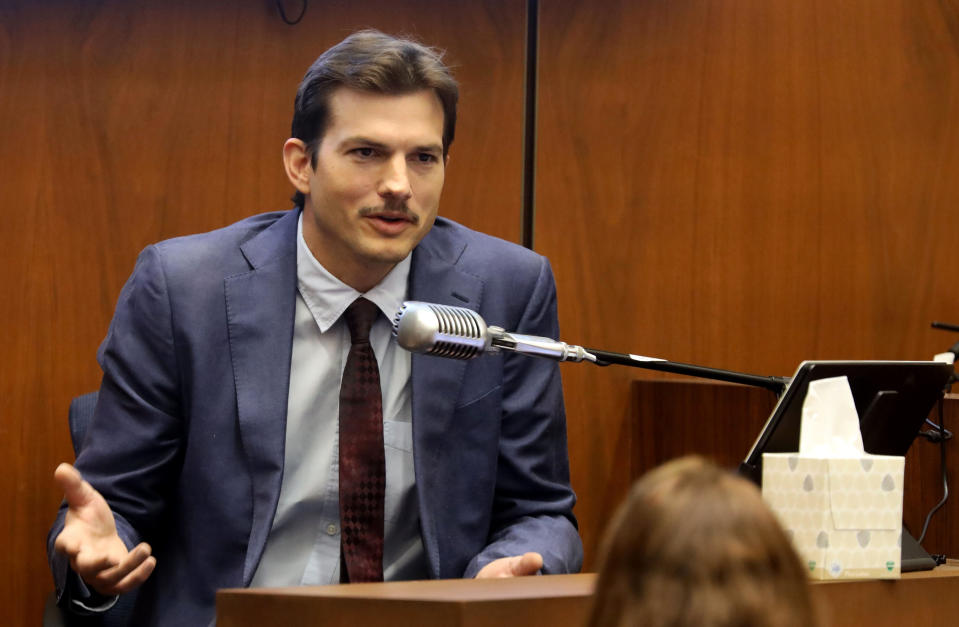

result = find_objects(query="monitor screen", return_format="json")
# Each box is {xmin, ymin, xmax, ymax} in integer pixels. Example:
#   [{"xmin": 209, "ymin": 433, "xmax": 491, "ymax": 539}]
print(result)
[{"xmin": 740, "ymin": 360, "xmax": 953, "ymax": 484}]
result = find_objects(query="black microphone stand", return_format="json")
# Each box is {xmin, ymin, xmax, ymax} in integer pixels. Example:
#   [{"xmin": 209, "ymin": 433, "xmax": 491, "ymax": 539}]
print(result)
[
  {"xmin": 932, "ymin": 321, "xmax": 959, "ymax": 333},
  {"xmin": 585, "ymin": 348, "xmax": 791, "ymax": 397}
]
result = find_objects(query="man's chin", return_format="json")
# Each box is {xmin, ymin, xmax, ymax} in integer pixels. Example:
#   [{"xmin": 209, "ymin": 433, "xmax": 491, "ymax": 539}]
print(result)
[
  {"xmin": 360, "ymin": 234, "xmax": 425, "ymax": 264},
  {"xmin": 360, "ymin": 245, "xmax": 415, "ymax": 267}
]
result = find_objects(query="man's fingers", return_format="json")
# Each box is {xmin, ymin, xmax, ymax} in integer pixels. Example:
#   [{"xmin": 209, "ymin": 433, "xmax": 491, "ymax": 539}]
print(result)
[
  {"xmin": 475, "ymin": 552, "xmax": 545, "ymax": 578},
  {"xmin": 91, "ymin": 543, "xmax": 152, "ymax": 589},
  {"xmin": 511, "ymin": 552, "xmax": 543, "ymax": 576},
  {"xmin": 54, "ymin": 463, "xmax": 95, "ymax": 510},
  {"xmin": 51, "ymin": 463, "xmax": 150, "ymax": 594},
  {"xmin": 53, "ymin": 529, "xmax": 81, "ymax": 557},
  {"xmin": 109, "ymin": 555, "xmax": 156, "ymax": 595},
  {"xmin": 71, "ymin": 551, "xmax": 119, "ymax": 580}
]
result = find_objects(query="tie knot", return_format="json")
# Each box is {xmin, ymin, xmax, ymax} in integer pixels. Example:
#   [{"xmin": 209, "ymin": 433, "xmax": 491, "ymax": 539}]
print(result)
[{"xmin": 344, "ymin": 297, "xmax": 379, "ymax": 344}]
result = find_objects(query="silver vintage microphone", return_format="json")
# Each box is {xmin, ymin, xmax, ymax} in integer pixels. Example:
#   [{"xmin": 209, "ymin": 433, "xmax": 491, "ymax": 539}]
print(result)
[{"xmin": 392, "ymin": 301, "xmax": 595, "ymax": 362}]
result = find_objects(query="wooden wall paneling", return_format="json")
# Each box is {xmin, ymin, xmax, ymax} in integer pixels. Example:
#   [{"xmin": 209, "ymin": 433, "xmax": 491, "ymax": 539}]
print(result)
[
  {"xmin": 0, "ymin": 1, "xmax": 527, "ymax": 623},
  {"xmin": 631, "ymin": 380, "xmax": 778, "ymax": 473},
  {"xmin": 536, "ymin": 0, "xmax": 959, "ymax": 567}
]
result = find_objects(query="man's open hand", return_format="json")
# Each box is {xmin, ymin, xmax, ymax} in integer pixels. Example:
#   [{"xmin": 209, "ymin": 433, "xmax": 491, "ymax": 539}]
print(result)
[
  {"xmin": 474, "ymin": 552, "xmax": 543, "ymax": 578},
  {"xmin": 53, "ymin": 463, "xmax": 155, "ymax": 596}
]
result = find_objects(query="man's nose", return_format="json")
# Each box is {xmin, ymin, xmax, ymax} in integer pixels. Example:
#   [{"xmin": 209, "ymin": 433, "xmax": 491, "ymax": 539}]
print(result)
[{"xmin": 379, "ymin": 156, "xmax": 412, "ymax": 199}]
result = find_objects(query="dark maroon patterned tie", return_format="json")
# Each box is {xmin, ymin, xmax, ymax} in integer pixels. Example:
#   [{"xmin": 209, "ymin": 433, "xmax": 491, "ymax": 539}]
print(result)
[{"xmin": 339, "ymin": 297, "xmax": 385, "ymax": 583}]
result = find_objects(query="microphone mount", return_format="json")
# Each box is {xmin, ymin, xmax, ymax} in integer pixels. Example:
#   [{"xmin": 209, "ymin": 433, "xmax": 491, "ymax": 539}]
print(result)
[{"xmin": 487, "ymin": 327, "xmax": 596, "ymax": 363}]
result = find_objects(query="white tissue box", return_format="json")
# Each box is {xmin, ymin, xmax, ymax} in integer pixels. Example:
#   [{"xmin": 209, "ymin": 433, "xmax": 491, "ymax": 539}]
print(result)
[{"xmin": 762, "ymin": 453, "xmax": 904, "ymax": 580}]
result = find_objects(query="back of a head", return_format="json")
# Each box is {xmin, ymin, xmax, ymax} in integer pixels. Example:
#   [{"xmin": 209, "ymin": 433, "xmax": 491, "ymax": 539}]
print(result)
[{"xmin": 587, "ymin": 457, "xmax": 816, "ymax": 627}]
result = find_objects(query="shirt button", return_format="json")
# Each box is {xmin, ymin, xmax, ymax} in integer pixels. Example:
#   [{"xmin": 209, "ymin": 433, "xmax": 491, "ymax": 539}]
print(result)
[{"xmin": 326, "ymin": 524, "xmax": 338, "ymax": 536}]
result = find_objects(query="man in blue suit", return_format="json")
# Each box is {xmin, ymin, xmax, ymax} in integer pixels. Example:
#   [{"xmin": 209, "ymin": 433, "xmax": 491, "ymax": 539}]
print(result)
[{"xmin": 49, "ymin": 29, "xmax": 582, "ymax": 625}]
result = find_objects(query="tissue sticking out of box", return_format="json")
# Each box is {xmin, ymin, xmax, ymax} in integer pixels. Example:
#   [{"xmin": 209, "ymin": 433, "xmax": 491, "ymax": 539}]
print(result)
[
  {"xmin": 762, "ymin": 375, "xmax": 904, "ymax": 580},
  {"xmin": 798, "ymin": 376, "xmax": 865, "ymax": 458}
]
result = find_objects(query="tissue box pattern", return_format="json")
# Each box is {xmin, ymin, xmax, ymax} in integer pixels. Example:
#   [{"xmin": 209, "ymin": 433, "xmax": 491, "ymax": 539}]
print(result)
[{"xmin": 763, "ymin": 453, "xmax": 903, "ymax": 580}]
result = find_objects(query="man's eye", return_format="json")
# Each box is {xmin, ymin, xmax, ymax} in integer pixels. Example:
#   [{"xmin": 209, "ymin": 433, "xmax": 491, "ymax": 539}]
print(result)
[
  {"xmin": 415, "ymin": 153, "xmax": 438, "ymax": 163},
  {"xmin": 352, "ymin": 147, "xmax": 376, "ymax": 158}
]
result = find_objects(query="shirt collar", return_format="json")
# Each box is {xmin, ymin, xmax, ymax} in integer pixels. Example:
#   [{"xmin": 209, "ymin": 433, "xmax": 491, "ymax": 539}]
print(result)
[{"xmin": 295, "ymin": 213, "xmax": 410, "ymax": 333}]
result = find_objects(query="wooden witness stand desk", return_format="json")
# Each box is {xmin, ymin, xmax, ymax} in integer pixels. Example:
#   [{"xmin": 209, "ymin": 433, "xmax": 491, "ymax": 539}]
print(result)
[
  {"xmin": 218, "ymin": 383, "xmax": 959, "ymax": 626},
  {"xmin": 217, "ymin": 563, "xmax": 959, "ymax": 627},
  {"xmin": 216, "ymin": 574, "xmax": 594, "ymax": 627}
]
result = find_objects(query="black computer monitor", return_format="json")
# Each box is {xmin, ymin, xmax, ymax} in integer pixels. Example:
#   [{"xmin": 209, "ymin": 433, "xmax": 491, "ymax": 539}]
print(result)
[{"xmin": 740, "ymin": 360, "xmax": 953, "ymax": 485}]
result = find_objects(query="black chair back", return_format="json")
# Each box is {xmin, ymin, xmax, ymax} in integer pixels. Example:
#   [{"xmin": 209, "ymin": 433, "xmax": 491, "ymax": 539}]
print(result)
[{"xmin": 68, "ymin": 391, "xmax": 99, "ymax": 457}]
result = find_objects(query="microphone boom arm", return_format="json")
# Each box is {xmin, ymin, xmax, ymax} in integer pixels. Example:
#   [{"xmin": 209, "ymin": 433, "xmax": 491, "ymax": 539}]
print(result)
[
  {"xmin": 391, "ymin": 301, "xmax": 789, "ymax": 396},
  {"xmin": 585, "ymin": 348, "xmax": 790, "ymax": 396}
]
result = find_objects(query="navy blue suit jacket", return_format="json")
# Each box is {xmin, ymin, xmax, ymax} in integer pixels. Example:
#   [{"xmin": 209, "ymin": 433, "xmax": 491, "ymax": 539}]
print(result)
[{"xmin": 49, "ymin": 210, "xmax": 582, "ymax": 625}]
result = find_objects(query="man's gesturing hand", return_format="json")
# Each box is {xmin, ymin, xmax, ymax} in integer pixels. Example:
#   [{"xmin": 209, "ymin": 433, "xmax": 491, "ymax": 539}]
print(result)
[
  {"xmin": 53, "ymin": 463, "xmax": 156, "ymax": 596},
  {"xmin": 474, "ymin": 552, "xmax": 544, "ymax": 578}
]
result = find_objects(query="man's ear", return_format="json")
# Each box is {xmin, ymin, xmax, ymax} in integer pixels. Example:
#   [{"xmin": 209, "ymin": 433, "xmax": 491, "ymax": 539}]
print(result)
[{"xmin": 283, "ymin": 138, "xmax": 312, "ymax": 194}]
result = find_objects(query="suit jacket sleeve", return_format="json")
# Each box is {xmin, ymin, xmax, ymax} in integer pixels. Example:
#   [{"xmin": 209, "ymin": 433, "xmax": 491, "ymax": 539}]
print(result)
[
  {"xmin": 48, "ymin": 244, "xmax": 184, "ymax": 607},
  {"xmin": 462, "ymin": 256, "xmax": 583, "ymax": 576}
]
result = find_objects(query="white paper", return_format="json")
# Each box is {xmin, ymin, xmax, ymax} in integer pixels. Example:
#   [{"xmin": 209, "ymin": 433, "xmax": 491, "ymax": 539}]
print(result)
[
  {"xmin": 798, "ymin": 376, "xmax": 865, "ymax": 458},
  {"xmin": 933, "ymin": 352, "xmax": 956, "ymax": 365}
]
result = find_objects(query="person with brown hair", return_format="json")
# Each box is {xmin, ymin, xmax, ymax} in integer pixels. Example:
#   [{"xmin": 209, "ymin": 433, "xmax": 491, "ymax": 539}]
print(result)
[
  {"xmin": 587, "ymin": 457, "xmax": 816, "ymax": 627},
  {"xmin": 48, "ymin": 29, "xmax": 581, "ymax": 625}
]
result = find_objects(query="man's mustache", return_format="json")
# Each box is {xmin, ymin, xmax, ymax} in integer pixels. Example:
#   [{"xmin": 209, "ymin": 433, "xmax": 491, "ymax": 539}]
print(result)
[{"xmin": 358, "ymin": 205, "xmax": 419, "ymax": 224}]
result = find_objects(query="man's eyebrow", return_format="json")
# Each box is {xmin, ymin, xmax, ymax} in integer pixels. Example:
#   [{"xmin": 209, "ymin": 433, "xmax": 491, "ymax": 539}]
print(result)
[
  {"xmin": 340, "ymin": 137, "xmax": 389, "ymax": 150},
  {"xmin": 340, "ymin": 137, "xmax": 443, "ymax": 154},
  {"xmin": 414, "ymin": 143, "xmax": 444, "ymax": 154}
]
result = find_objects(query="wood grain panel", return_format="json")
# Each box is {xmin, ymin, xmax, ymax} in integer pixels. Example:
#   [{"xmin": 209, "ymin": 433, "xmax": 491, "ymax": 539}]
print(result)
[
  {"xmin": 537, "ymin": 0, "xmax": 959, "ymax": 567},
  {"xmin": 218, "ymin": 575, "xmax": 596, "ymax": 627},
  {"xmin": 219, "ymin": 567, "xmax": 959, "ymax": 627},
  {"xmin": 0, "ymin": 1, "xmax": 526, "ymax": 623},
  {"xmin": 218, "ymin": 565, "xmax": 959, "ymax": 626},
  {"xmin": 631, "ymin": 380, "xmax": 778, "ymax": 472}
]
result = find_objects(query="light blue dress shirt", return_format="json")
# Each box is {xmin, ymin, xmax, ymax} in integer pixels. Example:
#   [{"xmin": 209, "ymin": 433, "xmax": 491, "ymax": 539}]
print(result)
[{"xmin": 250, "ymin": 215, "xmax": 428, "ymax": 586}]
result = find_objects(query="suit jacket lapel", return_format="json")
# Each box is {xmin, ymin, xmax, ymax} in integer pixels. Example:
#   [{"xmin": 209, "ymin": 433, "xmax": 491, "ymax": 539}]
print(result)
[
  {"xmin": 409, "ymin": 224, "xmax": 484, "ymax": 578},
  {"xmin": 224, "ymin": 210, "xmax": 299, "ymax": 585}
]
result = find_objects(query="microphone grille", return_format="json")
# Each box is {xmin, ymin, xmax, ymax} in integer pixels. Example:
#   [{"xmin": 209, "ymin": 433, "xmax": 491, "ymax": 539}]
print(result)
[
  {"xmin": 393, "ymin": 301, "xmax": 488, "ymax": 360},
  {"xmin": 429, "ymin": 304, "xmax": 485, "ymax": 359}
]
